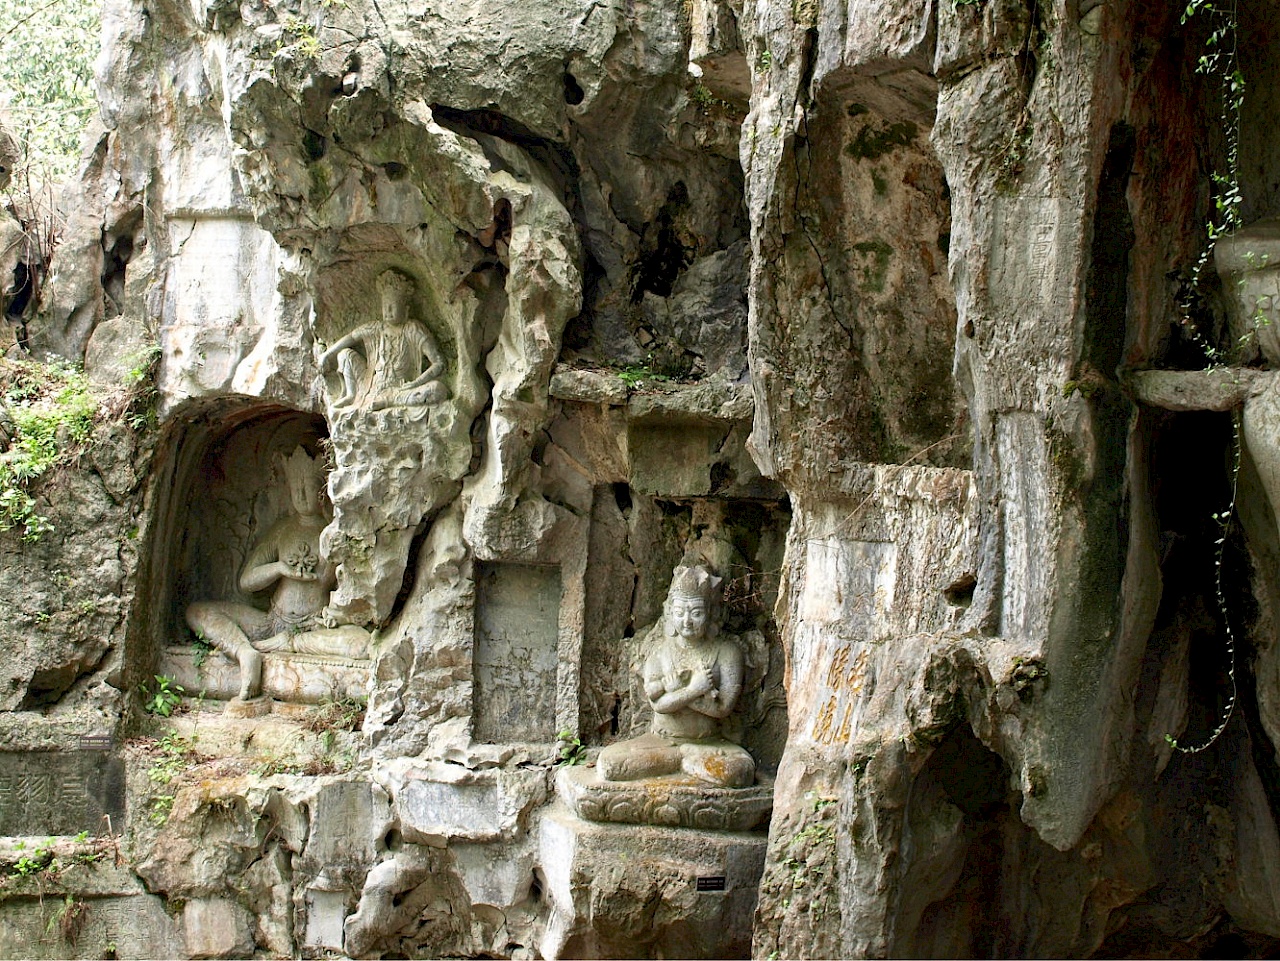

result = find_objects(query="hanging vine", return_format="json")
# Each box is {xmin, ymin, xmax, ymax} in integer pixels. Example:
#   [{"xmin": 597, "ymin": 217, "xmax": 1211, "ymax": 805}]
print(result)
[
  {"xmin": 1176, "ymin": 0, "xmax": 1244, "ymax": 364},
  {"xmin": 1167, "ymin": 0, "xmax": 1243, "ymax": 755}
]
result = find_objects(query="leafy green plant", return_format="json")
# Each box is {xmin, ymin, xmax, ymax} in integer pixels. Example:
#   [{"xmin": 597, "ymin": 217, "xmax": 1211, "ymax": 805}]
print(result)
[
  {"xmin": 147, "ymin": 794, "xmax": 174, "ymax": 826},
  {"xmin": 617, "ymin": 365, "xmax": 669, "ymax": 389},
  {"xmin": 140, "ymin": 733, "xmax": 201, "ymax": 829},
  {"xmin": 3, "ymin": 831, "xmax": 117, "ymax": 887},
  {"xmin": 141, "ymin": 675, "xmax": 184, "ymax": 717},
  {"xmin": 123, "ymin": 345, "xmax": 160, "ymax": 388},
  {"xmin": 278, "ymin": 15, "xmax": 321, "ymax": 59},
  {"xmin": 46, "ymin": 893, "xmax": 86, "ymax": 944},
  {"xmin": 191, "ymin": 638, "xmax": 213, "ymax": 673},
  {"xmin": 118, "ymin": 344, "xmax": 161, "ymax": 431},
  {"xmin": 0, "ymin": 359, "xmax": 97, "ymax": 540},
  {"xmin": 689, "ymin": 83, "xmax": 731, "ymax": 115},
  {"xmin": 0, "ymin": 0, "xmax": 100, "ymax": 180},
  {"xmin": 65, "ymin": 832, "xmax": 105, "ymax": 868},
  {"xmin": 10, "ymin": 837, "xmax": 54, "ymax": 878},
  {"xmin": 146, "ymin": 731, "xmax": 198, "ymax": 787},
  {"xmin": 0, "ymin": 0, "xmax": 101, "ymax": 319},
  {"xmin": 556, "ymin": 729, "xmax": 588, "ymax": 766}
]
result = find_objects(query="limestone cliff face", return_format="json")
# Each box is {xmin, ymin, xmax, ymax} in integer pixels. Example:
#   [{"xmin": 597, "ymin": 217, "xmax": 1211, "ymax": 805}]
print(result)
[{"xmin": 0, "ymin": 0, "xmax": 1278, "ymax": 958}]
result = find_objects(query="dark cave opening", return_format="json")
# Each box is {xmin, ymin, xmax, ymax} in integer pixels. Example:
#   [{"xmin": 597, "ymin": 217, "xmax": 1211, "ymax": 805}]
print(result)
[
  {"xmin": 1147, "ymin": 408, "xmax": 1243, "ymax": 750},
  {"xmin": 1092, "ymin": 406, "xmax": 1280, "ymax": 958},
  {"xmin": 906, "ymin": 723, "xmax": 1017, "ymax": 958},
  {"xmin": 630, "ymin": 181, "xmax": 693, "ymax": 302}
]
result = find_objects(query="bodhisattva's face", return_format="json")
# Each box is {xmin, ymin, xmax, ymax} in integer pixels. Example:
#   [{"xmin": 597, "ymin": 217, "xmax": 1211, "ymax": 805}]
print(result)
[
  {"xmin": 382, "ymin": 287, "xmax": 410, "ymax": 327},
  {"xmin": 668, "ymin": 594, "xmax": 709, "ymax": 642},
  {"xmin": 287, "ymin": 466, "xmax": 322, "ymax": 517}
]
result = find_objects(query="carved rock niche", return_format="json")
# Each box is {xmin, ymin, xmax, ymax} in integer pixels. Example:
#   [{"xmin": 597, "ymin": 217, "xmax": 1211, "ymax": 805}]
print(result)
[
  {"xmin": 149, "ymin": 403, "xmax": 369, "ymax": 707},
  {"xmin": 312, "ymin": 257, "xmax": 486, "ymax": 629}
]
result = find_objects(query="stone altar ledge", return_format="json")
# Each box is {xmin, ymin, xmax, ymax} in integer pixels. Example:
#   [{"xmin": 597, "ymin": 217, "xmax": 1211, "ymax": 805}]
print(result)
[
  {"xmin": 556, "ymin": 765, "xmax": 773, "ymax": 831},
  {"xmin": 159, "ymin": 644, "xmax": 369, "ymax": 704}
]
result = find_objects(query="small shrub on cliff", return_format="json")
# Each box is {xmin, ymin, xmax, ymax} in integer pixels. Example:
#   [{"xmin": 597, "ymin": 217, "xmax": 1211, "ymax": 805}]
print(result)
[
  {"xmin": 0, "ymin": 356, "xmax": 95, "ymax": 539},
  {"xmin": 0, "ymin": 350, "xmax": 157, "ymax": 540},
  {"xmin": 140, "ymin": 675, "xmax": 184, "ymax": 718},
  {"xmin": 8, "ymin": 837, "xmax": 54, "ymax": 878},
  {"xmin": 556, "ymin": 729, "xmax": 587, "ymax": 766},
  {"xmin": 302, "ymin": 694, "xmax": 367, "ymax": 735}
]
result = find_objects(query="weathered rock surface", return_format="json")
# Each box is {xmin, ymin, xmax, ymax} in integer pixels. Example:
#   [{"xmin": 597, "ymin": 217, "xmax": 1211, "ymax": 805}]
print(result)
[{"xmin": 4, "ymin": 0, "xmax": 1280, "ymax": 958}]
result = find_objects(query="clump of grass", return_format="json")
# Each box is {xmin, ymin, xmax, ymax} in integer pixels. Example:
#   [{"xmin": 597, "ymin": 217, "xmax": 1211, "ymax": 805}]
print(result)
[{"xmin": 301, "ymin": 694, "xmax": 366, "ymax": 734}]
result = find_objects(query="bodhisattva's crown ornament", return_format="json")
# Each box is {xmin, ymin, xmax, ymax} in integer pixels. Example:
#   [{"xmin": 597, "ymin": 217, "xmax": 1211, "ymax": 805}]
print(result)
[
  {"xmin": 376, "ymin": 266, "xmax": 414, "ymax": 301},
  {"xmin": 279, "ymin": 446, "xmax": 323, "ymax": 486},
  {"xmin": 670, "ymin": 563, "xmax": 721, "ymax": 600}
]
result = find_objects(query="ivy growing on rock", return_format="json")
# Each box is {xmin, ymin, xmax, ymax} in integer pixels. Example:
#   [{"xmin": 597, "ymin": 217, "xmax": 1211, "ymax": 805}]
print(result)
[{"xmin": 1168, "ymin": 0, "xmax": 1244, "ymax": 755}]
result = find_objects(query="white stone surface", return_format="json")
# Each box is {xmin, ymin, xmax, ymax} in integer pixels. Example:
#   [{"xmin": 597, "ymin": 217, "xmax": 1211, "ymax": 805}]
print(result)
[
  {"xmin": 1216, "ymin": 218, "xmax": 1280, "ymax": 366},
  {"xmin": 397, "ymin": 765, "xmax": 547, "ymax": 844},
  {"xmin": 451, "ymin": 840, "xmax": 536, "ymax": 908},
  {"xmin": 183, "ymin": 896, "xmax": 254, "ymax": 960}
]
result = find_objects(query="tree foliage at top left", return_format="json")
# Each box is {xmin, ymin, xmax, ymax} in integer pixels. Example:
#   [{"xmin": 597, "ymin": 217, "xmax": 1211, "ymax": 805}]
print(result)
[{"xmin": 0, "ymin": 0, "xmax": 101, "ymax": 181}]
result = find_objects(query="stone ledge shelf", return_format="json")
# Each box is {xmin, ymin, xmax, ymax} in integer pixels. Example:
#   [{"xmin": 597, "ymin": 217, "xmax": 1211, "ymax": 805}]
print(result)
[
  {"xmin": 557, "ymin": 765, "xmax": 773, "ymax": 832},
  {"xmin": 1124, "ymin": 367, "xmax": 1265, "ymax": 411},
  {"xmin": 549, "ymin": 366, "xmax": 753, "ymax": 422},
  {"xmin": 158, "ymin": 645, "xmax": 369, "ymax": 704}
]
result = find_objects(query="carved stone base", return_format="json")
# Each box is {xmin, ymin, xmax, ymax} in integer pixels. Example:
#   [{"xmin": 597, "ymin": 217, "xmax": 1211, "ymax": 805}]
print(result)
[
  {"xmin": 538, "ymin": 805, "xmax": 766, "ymax": 960},
  {"xmin": 556, "ymin": 766, "xmax": 773, "ymax": 831},
  {"xmin": 159, "ymin": 645, "xmax": 369, "ymax": 704},
  {"xmin": 223, "ymin": 696, "xmax": 272, "ymax": 718}
]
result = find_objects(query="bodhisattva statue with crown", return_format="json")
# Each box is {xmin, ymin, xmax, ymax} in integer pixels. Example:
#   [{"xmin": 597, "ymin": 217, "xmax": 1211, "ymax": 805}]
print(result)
[
  {"xmin": 185, "ymin": 447, "xmax": 370, "ymax": 705},
  {"xmin": 598, "ymin": 563, "xmax": 756, "ymax": 788}
]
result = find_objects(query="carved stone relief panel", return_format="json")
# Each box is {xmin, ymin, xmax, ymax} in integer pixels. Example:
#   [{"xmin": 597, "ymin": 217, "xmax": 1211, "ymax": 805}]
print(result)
[
  {"xmin": 0, "ymin": 749, "xmax": 125, "ymax": 836},
  {"xmin": 472, "ymin": 563, "xmax": 562, "ymax": 743}
]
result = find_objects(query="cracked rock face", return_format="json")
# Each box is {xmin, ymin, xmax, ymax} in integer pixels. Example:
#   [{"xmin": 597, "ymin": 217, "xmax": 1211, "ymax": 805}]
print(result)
[{"xmin": 4, "ymin": 0, "xmax": 1280, "ymax": 958}]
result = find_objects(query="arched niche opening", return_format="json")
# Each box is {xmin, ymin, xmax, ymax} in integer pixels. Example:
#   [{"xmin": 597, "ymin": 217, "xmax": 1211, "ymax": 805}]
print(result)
[{"xmin": 126, "ymin": 398, "xmax": 327, "ymax": 713}]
